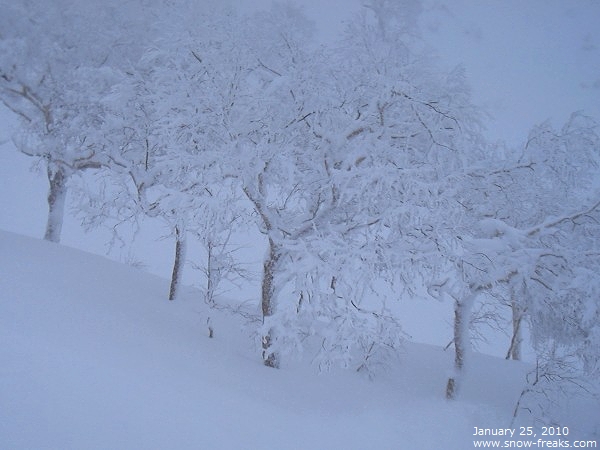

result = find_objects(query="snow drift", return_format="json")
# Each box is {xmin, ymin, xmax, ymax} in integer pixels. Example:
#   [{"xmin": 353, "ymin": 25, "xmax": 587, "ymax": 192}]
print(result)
[{"xmin": 1, "ymin": 230, "xmax": 597, "ymax": 449}]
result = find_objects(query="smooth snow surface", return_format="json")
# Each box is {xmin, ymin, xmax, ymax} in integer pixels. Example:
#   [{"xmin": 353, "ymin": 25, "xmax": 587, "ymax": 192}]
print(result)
[{"xmin": 3, "ymin": 230, "xmax": 596, "ymax": 449}]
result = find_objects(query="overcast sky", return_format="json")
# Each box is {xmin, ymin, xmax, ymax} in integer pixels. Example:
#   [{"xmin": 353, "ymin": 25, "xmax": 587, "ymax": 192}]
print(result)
[{"xmin": 423, "ymin": 0, "xmax": 600, "ymax": 146}]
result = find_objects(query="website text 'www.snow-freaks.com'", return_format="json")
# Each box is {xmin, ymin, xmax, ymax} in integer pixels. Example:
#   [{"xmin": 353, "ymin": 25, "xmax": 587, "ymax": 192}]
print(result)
[
  {"xmin": 473, "ymin": 440, "xmax": 597, "ymax": 448},
  {"xmin": 471, "ymin": 426, "xmax": 597, "ymax": 448}
]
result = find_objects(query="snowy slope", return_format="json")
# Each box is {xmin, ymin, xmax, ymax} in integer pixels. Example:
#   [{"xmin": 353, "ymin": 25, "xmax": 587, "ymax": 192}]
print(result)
[{"xmin": 0, "ymin": 230, "xmax": 545, "ymax": 449}]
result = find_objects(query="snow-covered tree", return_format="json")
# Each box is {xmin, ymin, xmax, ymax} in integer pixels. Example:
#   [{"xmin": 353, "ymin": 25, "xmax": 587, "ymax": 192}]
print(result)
[
  {"xmin": 82, "ymin": 8, "xmax": 247, "ymax": 301},
  {"xmin": 233, "ymin": 0, "xmax": 485, "ymax": 371},
  {"xmin": 0, "ymin": 0, "xmax": 152, "ymax": 242},
  {"xmin": 326, "ymin": 1, "xmax": 491, "ymax": 385},
  {"xmin": 443, "ymin": 113, "xmax": 600, "ymax": 401},
  {"xmin": 509, "ymin": 115, "xmax": 600, "ymax": 422}
]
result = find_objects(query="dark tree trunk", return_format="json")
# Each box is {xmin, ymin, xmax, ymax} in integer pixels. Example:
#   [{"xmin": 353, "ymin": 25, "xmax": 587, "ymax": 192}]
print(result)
[
  {"xmin": 44, "ymin": 165, "xmax": 67, "ymax": 243},
  {"xmin": 241, "ymin": 186, "xmax": 282, "ymax": 368},
  {"xmin": 168, "ymin": 225, "xmax": 187, "ymax": 301},
  {"xmin": 506, "ymin": 291, "xmax": 524, "ymax": 361},
  {"xmin": 446, "ymin": 292, "xmax": 475, "ymax": 400},
  {"xmin": 205, "ymin": 240, "xmax": 216, "ymax": 304},
  {"xmin": 261, "ymin": 237, "xmax": 280, "ymax": 368}
]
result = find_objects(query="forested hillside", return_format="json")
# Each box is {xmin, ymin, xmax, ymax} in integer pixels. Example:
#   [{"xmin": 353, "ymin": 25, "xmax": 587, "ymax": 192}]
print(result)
[{"xmin": 1, "ymin": 1, "xmax": 599, "ymax": 447}]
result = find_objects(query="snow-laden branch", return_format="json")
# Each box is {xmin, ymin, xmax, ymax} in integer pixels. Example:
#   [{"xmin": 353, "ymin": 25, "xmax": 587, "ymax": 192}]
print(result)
[{"xmin": 526, "ymin": 199, "xmax": 600, "ymax": 237}]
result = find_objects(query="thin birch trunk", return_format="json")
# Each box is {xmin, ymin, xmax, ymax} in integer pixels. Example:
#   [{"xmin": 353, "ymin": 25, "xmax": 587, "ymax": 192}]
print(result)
[
  {"xmin": 168, "ymin": 225, "xmax": 187, "ymax": 301},
  {"xmin": 506, "ymin": 290, "xmax": 524, "ymax": 361}
]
